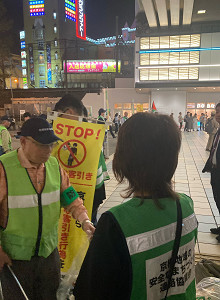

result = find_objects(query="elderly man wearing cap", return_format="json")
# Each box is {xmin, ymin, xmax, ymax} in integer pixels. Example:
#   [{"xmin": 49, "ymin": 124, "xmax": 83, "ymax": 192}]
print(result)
[
  {"xmin": 0, "ymin": 116, "xmax": 12, "ymax": 156},
  {"xmin": 0, "ymin": 117, "xmax": 95, "ymax": 299}
]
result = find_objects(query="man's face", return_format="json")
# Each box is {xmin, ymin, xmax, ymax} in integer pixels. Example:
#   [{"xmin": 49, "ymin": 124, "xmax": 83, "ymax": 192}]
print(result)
[
  {"xmin": 3, "ymin": 120, "xmax": 11, "ymax": 128},
  {"xmin": 124, "ymin": 112, "xmax": 128, "ymax": 117},
  {"xmin": 101, "ymin": 112, "xmax": 105, "ymax": 117},
  {"xmin": 20, "ymin": 137, "xmax": 55, "ymax": 165},
  {"xmin": 24, "ymin": 116, "xmax": 30, "ymax": 122},
  {"xmin": 215, "ymin": 106, "xmax": 220, "ymax": 124}
]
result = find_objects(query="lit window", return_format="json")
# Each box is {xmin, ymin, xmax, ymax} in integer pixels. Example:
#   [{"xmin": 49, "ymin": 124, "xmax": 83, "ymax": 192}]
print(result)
[
  {"xmin": 160, "ymin": 36, "xmax": 169, "ymax": 49},
  {"xmin": 160, "ymin": 52, "xmax": 169, "ymax": 64},
  {"xmin": 189, "ymin": 68, "xmax": 199, "ymax": 79},
  {"xmin": 159, "ymin": 68, "xmax": 169, "ymax": 80},
  {"xmin": 190, "ymin": 35, "xmax": 200, "ymax": 47},
  {"xmin": 150, "ymin": 53, "xmax": 159, "ymax": 65},
  {"xmin": 150, "ymin": 37, "xmax": 159, "ymax": 49},
  {"xmin": 140, "ymin": 37, "xmax": 149, "ymax": 50},
  {"xmin": 39, "ymin": 65, "xmax": 45, "ymax": 76},
  {"xmin": 170, "ymin": 36, "xmax": 180, "ymax": 49},
  {"xmin": 38, "ymin": 52, "xmax": 45, "ymax": 64},
  {"xmin": 140, "ymin": 69, "xmax": 149, "ymax": 81},
  {"xmin": 22, "ymin": 69, "xmax": 27, "ymax": 76},
  {"xmin": 169, "ymin": 68, "xmax": 178, "ymax": 80},
  {"xmin": 53, "ymin": 11, "xmax": 57, "ymax": 19},
  {"xmin": 54, "ymin": 39, "xmax": 58, "ymax": 47},
  {"xmin": 55, "ymin": 51, "xmax": 58, "ymax": 60},
  {"xmin": 54, "ymin": 26, "xmax": 57, "ymax": 34},
  {"xmin": 180, "ymin": 35, "xmax": 190, "ymax": 48},
  {"xmin": 179, "ymin": 52, "xmax": 190, "ymax": 64},
  {"xmin": 22, "ymin": 60, "xmax": 26, "ymax": 68},
  {"xmin": 169, "ymin": 52, "xmax": 179, "ymax": 64},
  {"xmin": 55, "ymin": 65, "xmax": 59, "ymax": 71},
  {"xmin": 39, "ymin": 80, "xmax": 45, "ymax": 88},
  {"xmin": 190, "ymin": 51, "xmax": 199, "ymax": 64},
  {"xmin": 140, "ymin": 53, "xmax": 149, "ymax": 65},
  {"xmin": 149, "ymin": 68, "xmax": 158, "ymax": 80}
]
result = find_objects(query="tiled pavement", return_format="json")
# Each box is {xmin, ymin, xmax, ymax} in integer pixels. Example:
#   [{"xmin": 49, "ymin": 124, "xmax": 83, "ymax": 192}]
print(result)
[{"xmin": 99, "ymin": 131, "xmax": 220, "ymax": 261}]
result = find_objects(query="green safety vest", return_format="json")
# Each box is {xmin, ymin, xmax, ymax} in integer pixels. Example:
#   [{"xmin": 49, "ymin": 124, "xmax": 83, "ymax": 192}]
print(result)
[
  {"xmin": 109, "ymin": 194, "xmax": 197, "ymax": 300},
  {"xmin": 96, "ymin": 151, "xmax": 109, "ymax": 189},
  {"xmin": 0, "ymin": 125, "xmax": 12, "ymax": 151},
  {"xmin": 0, "ymin": 150, "xmax": 61, "ymax": 260}
]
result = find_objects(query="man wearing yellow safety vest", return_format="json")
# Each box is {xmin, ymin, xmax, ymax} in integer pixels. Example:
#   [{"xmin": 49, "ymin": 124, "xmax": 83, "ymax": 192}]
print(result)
[
  {"xmin": 0, "ymin": 116, "xmax": 12, "ymax": 156},
  {"xmin": 0, "ymin": 117, "xmax": 95, "ymax": 300}
]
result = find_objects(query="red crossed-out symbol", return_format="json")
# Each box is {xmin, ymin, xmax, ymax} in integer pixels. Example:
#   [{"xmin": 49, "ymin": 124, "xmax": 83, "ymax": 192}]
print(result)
[{"xmin": 58, "ymin": 139, "xmax": 87, "ymax": 168}]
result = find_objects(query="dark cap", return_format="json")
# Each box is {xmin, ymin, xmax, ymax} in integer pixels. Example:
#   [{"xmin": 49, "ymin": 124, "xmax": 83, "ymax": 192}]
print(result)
[
  {"xmin": 1, "ymin": 116, "xmax": 12, "ymax": 122},
  {"xmin": 21, "ymin": 117, "xmax": 62, "ymax": 144},
  {"xmin": 98, "ymin": 108, "xmax": 106, "ymax": 115}
]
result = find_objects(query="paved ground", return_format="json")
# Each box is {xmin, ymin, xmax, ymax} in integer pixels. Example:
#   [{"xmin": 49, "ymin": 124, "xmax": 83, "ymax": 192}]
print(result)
[
  {"xmin": 102, "ymin": 131, "xmax": 220, "ymax": 261},
  {"xmin": 11, "ymin": 130, "xmax": 220, "ymax": 260}
]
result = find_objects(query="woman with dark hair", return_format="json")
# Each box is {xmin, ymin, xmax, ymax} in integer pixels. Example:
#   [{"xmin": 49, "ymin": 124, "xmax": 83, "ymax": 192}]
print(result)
[{"xmin": 74, "ymin": 112, "xmax": 197, "ymax": 300}]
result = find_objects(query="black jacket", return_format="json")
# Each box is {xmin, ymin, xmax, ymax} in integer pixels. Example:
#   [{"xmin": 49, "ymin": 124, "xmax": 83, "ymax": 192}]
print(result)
[{"xmin": 203, "ymin": 130, "xmax": 220, "ymax": 173}]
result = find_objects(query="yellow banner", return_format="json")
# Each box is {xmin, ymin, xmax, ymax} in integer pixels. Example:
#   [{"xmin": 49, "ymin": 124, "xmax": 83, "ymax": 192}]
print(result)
[
  {"xmin": 52, "ymin": 117, "xmax": 105, "ymax": 274},
  {"xmin": 136, "ymin": 104, "xmax": 144, "ymax": 112}
]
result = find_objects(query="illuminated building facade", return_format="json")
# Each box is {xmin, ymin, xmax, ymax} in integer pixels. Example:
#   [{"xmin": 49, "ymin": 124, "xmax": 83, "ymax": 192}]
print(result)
[{"xmin": 21, "ymin": 0, "xmax": 87, "ymax": 88}]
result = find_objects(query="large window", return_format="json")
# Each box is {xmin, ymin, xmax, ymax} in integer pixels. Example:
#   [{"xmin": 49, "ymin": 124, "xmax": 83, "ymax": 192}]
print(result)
[
  {"xmin": 140, "ymin": 68, "xmax": 199, "ymax": 81},
  {"xmin": 140, "ymin": 34, "xmax": 200, "ymax": 50},
  {"xmin": 140, "ymin": 51, "xmax": 199, "ymax": 66}
]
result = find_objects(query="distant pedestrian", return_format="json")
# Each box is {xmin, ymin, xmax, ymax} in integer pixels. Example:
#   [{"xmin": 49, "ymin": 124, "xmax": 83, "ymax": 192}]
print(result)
[
  {"xmin": 199, "ymin": 113, "xmax": 205, "ymax": 131},
  {"xmin": 120, "ymin": 112, "xmax": 128, "ymax": 126},
  {"xmin": 113, "ymin": 113, "xmax": 119, "ymax": 134},
  {"xmin": 184, "ymin": 112, "xmax": 190, "ymax": 131},
  {"xmin": 23, "ymin": 112, "xmax": 32, "ymax": 122},
  {"xmin": 188, "ymin": 113, "xmax": 194, "ymax": 132},
  {"xmin": 108, "ymin": 113, "xmax": 116, "ymax": 138},
  {"xmin": 178, "ymin": 112, "xmax": 183, "ymax": 130},
  {"xmin": 0, "ymin": 116, "xmax": 12, "ymax": 156},
  {"xmin": 193, "ymin": 113, "xmax": 198, "ymax": 131},
  {"xmin": 205, "ymin": 111, "xmax": 219, "ymax": 151}
]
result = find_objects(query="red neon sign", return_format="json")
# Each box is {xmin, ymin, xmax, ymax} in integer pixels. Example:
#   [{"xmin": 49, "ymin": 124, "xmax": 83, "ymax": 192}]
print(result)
[{"xmin": 76, "ymin": 0, "xmax": 86, "ymax": 40}]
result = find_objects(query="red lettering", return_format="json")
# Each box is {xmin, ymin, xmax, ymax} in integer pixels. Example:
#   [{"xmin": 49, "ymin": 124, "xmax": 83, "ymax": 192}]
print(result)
[
  {"xmin": 55, "ymin": 123, "xmax": 64, "ymax": 135},
  {"xmin": 65, "ymin": 125, "xmax": 75, "ymax": 136},
  {"xmin": 74, "ymin": 127, "xmax": 84, "ymax": 138},
  {"xmin": 84, "ymin": 128, "xmax": 94, "ymax": 139}
]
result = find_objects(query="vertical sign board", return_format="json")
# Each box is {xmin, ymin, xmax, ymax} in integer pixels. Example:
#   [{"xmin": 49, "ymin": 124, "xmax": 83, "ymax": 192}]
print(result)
[
  {"xmin": 29, "ymin": 44, "xmax": 35, "ymax": 85},
  {"xmin": 46, "ymin": 43, "xmax": 52, "ymax": 84},
  {"xmin": 76, "ymin": 0, "xmax": 86, "ymax": 40}
]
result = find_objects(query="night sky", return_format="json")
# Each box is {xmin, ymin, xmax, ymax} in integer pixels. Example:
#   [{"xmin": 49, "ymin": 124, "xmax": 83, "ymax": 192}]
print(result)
[{"xmin": 4, "ymin": 0, "xmax": 135, "ymax": 54}]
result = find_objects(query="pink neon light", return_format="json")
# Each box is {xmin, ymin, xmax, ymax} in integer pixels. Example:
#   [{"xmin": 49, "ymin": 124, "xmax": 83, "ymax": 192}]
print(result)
[{"xmin": 65, "ymin": 61, "xmax": 118, "ymax": 73}]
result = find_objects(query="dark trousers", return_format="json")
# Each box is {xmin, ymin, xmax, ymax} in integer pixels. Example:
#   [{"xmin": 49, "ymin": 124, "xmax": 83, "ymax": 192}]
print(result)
[
  {"xmin": 211, "ymin": 169, "xmax": 220, "ymax": 214},
  {"xmin": 109, "ymin": 125, "xmax": 115, "ymax": 138},
  {"xmin": 184, "ymin": 122, "xmax": 188, "ymax": 131},
  {"xmin": 92, "ymin": 184, "xmax": 106, "ymax": 226},
  {"xmin": 0, "ymin": 249, "xmax": 60, "ymax": 300}
]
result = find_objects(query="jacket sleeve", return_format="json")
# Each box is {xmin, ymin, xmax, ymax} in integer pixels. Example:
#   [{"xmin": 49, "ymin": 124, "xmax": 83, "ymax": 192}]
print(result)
[
  {"xmin": 59, "ymin": 166, "xmax": 89, "ymax": 222},
  {"xmin": 1, "ymin": 130, "xmax": 10, "ymax": 153},
  {"xmin": 73, "ymin": 212, "xmax": 132, "ymax": 300}
]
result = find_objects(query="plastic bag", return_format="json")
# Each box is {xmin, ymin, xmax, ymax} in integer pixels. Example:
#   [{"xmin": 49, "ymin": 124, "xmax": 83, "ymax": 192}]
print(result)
[
  {"xmin": 57, "ymin": 235, "xmax": 89, "ymax": 300},
  {"xmin": 196, "ymin": 277, "xmax": 220, "ymax": 300}
]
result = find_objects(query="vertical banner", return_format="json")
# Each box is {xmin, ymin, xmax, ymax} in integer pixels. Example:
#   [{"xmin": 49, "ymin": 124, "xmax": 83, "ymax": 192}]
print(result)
[
  {"xmin": 136, "ymin": 104, "xmax": 144, "ymax": 112},
  {"xmin": 76, "ymin": 0, "xmax": 86, "ymax": 40},
  {"xmin": 46, "ymin": 43, "xmax": 52, "ymax": 84},
  {"xmin": 52, "ymin": 118, "xmax": 105, "ymax": 274},
  {"xmin": 29, "ymin": 44, "xmax": 35, "ymax": 85}
]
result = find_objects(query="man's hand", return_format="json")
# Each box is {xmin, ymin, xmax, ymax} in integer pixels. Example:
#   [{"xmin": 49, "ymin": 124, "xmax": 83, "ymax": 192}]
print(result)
[
  {"xmin": 82, "ymin": 220, "xmax": 95, "ymax": 241},
  {"xmin": 0, "ymin": 247, "xmax": 12, "ymax": 272}
]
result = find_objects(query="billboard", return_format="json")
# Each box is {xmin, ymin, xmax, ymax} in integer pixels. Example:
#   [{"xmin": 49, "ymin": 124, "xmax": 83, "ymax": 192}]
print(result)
[
  {"xmin": 65, "ymin": 0, "xmax": 76, "ymax": 22},
  {"xmin": 46, "ymin": 43, "xmax": 52, "ymax": 84},
  {"xmin": 29, "ymin": 1, "xmax": 45, "ymax": 16},
  {"xmin": 76, "ymin": 0, "xmax": 86, "ymax": 40},
  {"xmin": 64, "ymin": 60, "xmax": 121, "ymax": 73}
]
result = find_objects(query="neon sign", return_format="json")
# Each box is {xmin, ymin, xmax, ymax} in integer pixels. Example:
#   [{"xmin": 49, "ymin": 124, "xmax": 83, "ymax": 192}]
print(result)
[
  {"xmin": 65, "ymin": 0, "xmax": 76, "ymax": 22},
  {"xmin": 64, "ymin": 60, "xmax": 121, "ymax": 73},
  {"xmin": 29, "ymin": 1, "xmax": 45, "ymax": 16},
  {"xmin": 76, "ymin": 0, "xmax": 86, "ymax": 40}
]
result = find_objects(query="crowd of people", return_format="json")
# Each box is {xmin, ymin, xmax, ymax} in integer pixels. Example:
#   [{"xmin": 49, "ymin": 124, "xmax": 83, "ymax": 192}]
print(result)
[{"xmin": 0, "ymin": 98, "xmax": 219, "ymax": 299}]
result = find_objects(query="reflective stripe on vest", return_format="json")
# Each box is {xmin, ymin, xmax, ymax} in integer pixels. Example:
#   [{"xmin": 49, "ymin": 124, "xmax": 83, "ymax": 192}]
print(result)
[
  {"xmin": 8, "ymin": 190, "xmax": 60, "ymax": 209},
  {"xmin": 0, "ymin": 150, "xmax": 61, "ymax": 260},
  {"xmin": 126, "ymin": 213, "xmax": 197, "ymax": 256},
  {"xmin": 110, "ymin": 194, "xmax": 197, "ymax": 300}
]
